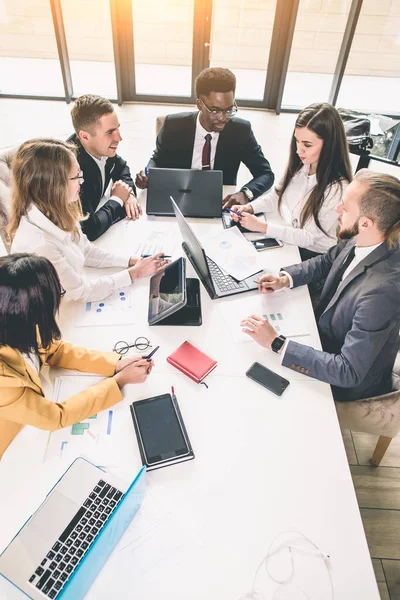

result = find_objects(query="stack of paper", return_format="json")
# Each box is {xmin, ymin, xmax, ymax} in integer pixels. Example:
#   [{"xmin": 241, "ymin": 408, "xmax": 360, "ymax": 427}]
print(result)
[{"xmin": 203, "ymin": 226, "xmax": 262, "ymax": 281}]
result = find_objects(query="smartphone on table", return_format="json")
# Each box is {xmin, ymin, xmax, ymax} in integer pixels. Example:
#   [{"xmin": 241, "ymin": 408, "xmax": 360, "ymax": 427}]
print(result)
[
  {"xmin": 246, "ymin": 362, "xmax": 290, "ymax": 396},
  {"xmin": 251, "ymin": 238, "xmax": 283, "ymax": 251}
]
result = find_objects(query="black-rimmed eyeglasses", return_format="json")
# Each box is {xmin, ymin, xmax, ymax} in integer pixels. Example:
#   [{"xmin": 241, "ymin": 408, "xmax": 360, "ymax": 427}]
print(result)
[
  {"xmin": 113, "ymin": 337, "xmax": 152, "ymax": 356},
  {"xmin": 200, "ymin": 99, "xmax": 238, "ymax": 120},
  {"xmin": 60, "ymin": 286, "xmax": 66, "ymax": 297},
  {"xmin": 69, "ymin": 171, "xmax": 84, "ymax": 181}
]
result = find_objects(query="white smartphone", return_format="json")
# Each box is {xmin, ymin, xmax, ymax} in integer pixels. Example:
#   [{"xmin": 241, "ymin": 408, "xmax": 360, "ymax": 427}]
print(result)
[{"xmin": 251, "ymin": 238, "xmax": 283, "ymax": 251}]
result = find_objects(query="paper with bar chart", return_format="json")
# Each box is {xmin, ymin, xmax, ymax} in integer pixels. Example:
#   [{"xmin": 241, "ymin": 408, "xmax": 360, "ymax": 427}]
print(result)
[
  {"xmin": 43, "ymin": 376, "xmax": 121, "ymax": 466},
  {"xmin": 75, "ymin": 288, "xmax": 135, "ymax": 328},
  {"xmin": 219, "ymin": 293, "xmax": 310, "ymax": 343}
]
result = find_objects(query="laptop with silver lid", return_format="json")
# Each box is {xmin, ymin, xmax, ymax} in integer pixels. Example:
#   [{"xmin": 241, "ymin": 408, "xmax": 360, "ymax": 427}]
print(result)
[
  {"xmin": 0, "ymin": 458, "xmax": 145, "ymax": 600},
  {"xmin": 170, "ymin": 196, "xmax": 261, "ymax": 299}
]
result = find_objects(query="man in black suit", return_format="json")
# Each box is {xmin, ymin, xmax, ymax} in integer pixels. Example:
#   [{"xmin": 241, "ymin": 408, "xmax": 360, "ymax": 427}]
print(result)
[
  {"xmin": 135, "ymin": 68, "xmax": 274, "ymax": 208},
  {"xmin": 69, "ymin": 95, "xmax": 141, "ymax": 241}
]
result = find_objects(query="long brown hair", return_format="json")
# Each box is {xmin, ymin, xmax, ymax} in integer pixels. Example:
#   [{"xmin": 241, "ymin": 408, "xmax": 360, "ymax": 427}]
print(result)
[
  {"xmin": 8, "ymin": 138, "xmax": 84, "ymax": 241},
  {"xmin": 277, "ymin": 103, "xmax": 352, "ymax": 235}
]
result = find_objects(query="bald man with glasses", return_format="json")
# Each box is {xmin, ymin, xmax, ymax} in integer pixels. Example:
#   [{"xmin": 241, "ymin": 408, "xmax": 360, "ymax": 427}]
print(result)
[{"xmin": 135, "ymin": 67, "xmax": 274, "ymax": 208}]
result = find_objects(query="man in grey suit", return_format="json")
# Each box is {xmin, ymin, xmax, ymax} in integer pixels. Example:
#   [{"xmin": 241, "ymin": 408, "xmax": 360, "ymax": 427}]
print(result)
[{"xmin": 241, "ymin": 169, "xmax": 400, "ymax": 402}]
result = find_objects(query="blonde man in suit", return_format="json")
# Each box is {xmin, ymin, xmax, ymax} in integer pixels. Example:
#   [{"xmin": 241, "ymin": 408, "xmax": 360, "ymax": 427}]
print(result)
[{"xmin": 0, "ymin": 253, "xmax": 154, "ymax": 460}]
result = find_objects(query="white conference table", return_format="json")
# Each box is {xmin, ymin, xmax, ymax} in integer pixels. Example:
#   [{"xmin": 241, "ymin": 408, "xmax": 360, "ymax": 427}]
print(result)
[{"xmin": 0, "ymin": 188, "xmax": 379, "ymax": 599}]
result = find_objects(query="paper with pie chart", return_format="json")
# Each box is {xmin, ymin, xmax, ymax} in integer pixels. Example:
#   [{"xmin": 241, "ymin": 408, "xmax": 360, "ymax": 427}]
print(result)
[
  {"xmin": 203, "ymin": 226, "xmax": 263, "ymax": 281},
  {"xmin": 75, "ymin": 287, "xmax": 135, "ymax": 327}
]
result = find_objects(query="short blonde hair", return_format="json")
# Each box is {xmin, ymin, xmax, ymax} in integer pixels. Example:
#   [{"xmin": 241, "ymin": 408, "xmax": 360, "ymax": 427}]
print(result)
[
  {"xmin": 355, "ymin": 169, "xmax": 400, "ymax": 248},
  {"xmin": 9, "ymin": 138, "xmax": 84, "ymax": 241}
]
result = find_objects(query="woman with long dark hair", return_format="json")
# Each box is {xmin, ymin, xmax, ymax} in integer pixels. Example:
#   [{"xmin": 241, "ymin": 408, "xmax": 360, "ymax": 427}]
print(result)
[
  {"xmin": 231, "ymin": 103, "xmax": 352, "ymax": 258},
  {"xmin": 0, "ymin": 253, "xmax": 153, "ymax": 460}
]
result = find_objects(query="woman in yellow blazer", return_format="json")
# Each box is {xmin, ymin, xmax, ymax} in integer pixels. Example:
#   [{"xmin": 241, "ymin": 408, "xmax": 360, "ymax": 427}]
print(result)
[{"xmin": 0, "ymin": 253, "xmax": 154, "ymax": 460}]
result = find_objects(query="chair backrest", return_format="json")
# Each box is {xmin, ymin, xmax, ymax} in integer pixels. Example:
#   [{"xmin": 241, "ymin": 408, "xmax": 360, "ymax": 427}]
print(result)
[
  {"xmin": 0, "ymin": 147, "xmax": 17, "ymax": 252},
  {"xmin": 155, "ymin": 116, "xmax": 165, "ymax": 136},
  {"xmin": 336, "ymin": 361, "xmax": 400, "ymax": 438}
]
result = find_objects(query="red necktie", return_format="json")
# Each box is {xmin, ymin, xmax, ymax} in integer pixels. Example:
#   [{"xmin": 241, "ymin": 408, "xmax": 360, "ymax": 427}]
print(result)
[{"xmin": 202, "ymin": 134, "xmax": 212, "ymax": 170}]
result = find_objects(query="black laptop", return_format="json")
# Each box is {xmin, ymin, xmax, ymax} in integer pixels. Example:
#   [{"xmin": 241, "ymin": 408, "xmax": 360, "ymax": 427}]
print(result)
[
  {"xmin": 171, "ymin": 197, "xmax": 262, "ymax": 300},
  {"xmin": 146, "ymin": 168, "xmax": 222, "ymax": 217}
]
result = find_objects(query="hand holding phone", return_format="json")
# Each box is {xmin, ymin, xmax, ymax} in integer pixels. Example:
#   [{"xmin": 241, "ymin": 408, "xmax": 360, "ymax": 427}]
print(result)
[{"xmin": 246, "ymin": 362, "xmax": 290, "ymax": 396}]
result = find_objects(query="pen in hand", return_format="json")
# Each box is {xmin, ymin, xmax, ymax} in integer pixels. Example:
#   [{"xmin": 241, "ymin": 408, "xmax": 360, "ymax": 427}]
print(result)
[
  {"xmin": 141, "ymin": 254, "xmax": 171, "ymax": 259},
  {"xmin": 225, "ymin": 207, "xmax": 242, "ymax": 218},
  {"xmin": 143, "ymin": 345, "xmax": 159, "ymax": 361}
]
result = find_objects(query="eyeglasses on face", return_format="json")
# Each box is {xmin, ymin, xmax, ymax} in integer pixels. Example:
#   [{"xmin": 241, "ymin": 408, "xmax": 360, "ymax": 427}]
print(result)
[
  {"xmin": 200, "ymin": 99, "xmax": 238, "ymax": 120},
  {"xmin": 69, "ymin": 171, "xmax": 84, "ymax": 181},
  {"xmin": 113, "ymin": 337, "xmax": 152, "ymax": 356},
  {"xmin": 60, "ymin": 286, "xmax": 66, "ymax": 297}
]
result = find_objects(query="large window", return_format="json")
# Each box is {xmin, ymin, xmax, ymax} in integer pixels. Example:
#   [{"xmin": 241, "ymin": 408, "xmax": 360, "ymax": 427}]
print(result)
[
  {"xmin": 0, "ymin": 0, "xmax": 399, "ymax": 121},
  {"xmin": 336, "ymin": 1, "xmax": 400, "ymax": 114},
  {"xmin": 60, "ymin": 0, "xmax": 118, "ymax": 99},
  {"xmin": 210, "ymin": 0, "xmax": 278, "ymax": 101},
  {"xmin": 0, "ymin": 0, "xmax": 64, "ymax": 96},
  {"xmin": 132, "ymin": 0, "xmax": 195, "ymax": 97},
  {"xmin": 281, "ymin": 0, "xmax": 353, "ymax": 108}
]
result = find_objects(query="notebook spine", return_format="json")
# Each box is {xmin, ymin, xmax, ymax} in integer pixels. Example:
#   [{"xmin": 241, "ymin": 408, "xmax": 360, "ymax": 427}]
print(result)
[{"xmin": 166, "ymin": 357, "xmax": 200, "ymax": 383}]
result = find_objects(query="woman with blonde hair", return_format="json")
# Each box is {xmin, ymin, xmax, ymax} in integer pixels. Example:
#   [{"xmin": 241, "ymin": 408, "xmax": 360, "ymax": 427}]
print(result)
[
  {"xmin": 231, "ymin": 103, "xmax": 353, "ymax": 259},
  {"xmin": 9, "ymin": 138, "xmax": 168, "ymax": 302}
]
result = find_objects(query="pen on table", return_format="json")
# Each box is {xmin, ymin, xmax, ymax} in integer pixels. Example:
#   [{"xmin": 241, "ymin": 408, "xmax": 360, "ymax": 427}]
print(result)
[
  {"xmin": 143, "ymin": 345, "xmax": 159, "ymax": 361},
  {"xmin": 141, "ymin": 254, "xmax": 171, "ymax": 259},
  {"xmin": 171, "ymin": 386, "xmax": 177, "ymax": 401}
]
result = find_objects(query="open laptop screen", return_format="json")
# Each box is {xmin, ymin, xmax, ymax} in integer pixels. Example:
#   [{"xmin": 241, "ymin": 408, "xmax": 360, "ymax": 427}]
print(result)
[{"xmin": 170, "ymin": 197, "xmax": 213, "ymax": 288}]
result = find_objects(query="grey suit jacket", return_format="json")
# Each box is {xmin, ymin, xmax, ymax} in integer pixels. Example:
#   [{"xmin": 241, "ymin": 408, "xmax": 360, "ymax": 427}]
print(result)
[{"xmin": 282, "ymin": 240, "xmax": 400, "ymax": 401}]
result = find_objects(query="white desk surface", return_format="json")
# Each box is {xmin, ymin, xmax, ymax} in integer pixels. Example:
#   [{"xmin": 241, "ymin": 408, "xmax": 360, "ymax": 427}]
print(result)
[{"xmin": 0, "ymin": 189, "xmax": 379, "ymax": 599}]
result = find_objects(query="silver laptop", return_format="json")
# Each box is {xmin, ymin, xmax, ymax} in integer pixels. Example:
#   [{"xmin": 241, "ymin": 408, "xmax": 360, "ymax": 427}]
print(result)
[
  {"xmin": 146, "ymin": 168, "xmax": 223, "ymax": 217},
  {"xmin": 170, "ymin": 196, "xmax": 262, "ymax": 300},
  {"xmin": 0, "ymin": 458, "xmax": 145, "ymax": 600}
]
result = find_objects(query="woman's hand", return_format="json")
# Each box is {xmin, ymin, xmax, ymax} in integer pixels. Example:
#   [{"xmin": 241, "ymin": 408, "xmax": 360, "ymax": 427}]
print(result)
[
  {"xmin": 114, "ymin": 357, "xmax": 154, "ymax": 388},
  {"xmin": 128, "ymin": 253, "xmax": 170, "ymax": 280},
  {"xmin": 231, "ymin": 211, "xmax": 267, "ymax": 233}
]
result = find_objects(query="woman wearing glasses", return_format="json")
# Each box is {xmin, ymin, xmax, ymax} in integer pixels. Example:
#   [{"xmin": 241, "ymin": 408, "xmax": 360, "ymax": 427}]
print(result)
[
  {"xmin": 9, "ymin": 138, "xmax": 169, "ymax": 302},
  {"xmin": 0, "ymin": 253, "xmax": 154, "ymax": 460},
  {"xmin": 231, "ymin": 103, "xmax": 352, "ymax": 259}
]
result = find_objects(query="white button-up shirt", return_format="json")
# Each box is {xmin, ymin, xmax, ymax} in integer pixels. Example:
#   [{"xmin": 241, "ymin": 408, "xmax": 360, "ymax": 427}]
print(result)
[
  {"xmin": 190, "ymin": 113, "xmax": 220, "ymax": 170},
  {"xmin": 11, "ymin": 205, "xmax": 132, "ymax": 302}
]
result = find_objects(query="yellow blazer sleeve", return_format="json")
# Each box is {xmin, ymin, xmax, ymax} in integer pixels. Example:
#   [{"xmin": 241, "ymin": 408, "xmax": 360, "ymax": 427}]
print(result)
[
  {"xmin": 0, "ymin": 377, "xmax": 123, "ymax": 431},
  {"xmin": 42, "ymin": 339, "xmax": 120, "ymax": 376}
]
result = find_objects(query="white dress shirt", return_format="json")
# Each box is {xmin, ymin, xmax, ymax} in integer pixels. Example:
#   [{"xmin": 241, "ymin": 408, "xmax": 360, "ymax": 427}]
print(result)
[
  {"xmin": 191, "ymin": 113, "xmax": 220, "ymax": 170},
  {"xmin": 250, "ymin": 165, "xmax": 348, "ymax": 253},
  {"xmin": 11, "ymin": 205, "xmax": 132, "ymax": 303},
  {"xmin": 88, "ymin": 152, "xmax": 124, "ymax": 207}
]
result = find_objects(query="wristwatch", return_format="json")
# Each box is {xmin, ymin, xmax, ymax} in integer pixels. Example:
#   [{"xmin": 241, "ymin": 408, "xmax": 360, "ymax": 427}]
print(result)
[
  {"xmin": 241, "ymin": 187, "xmax": 254, "ymax": 201},
  {"xmin": 271, "ymin": 335, "xmax": 286, "ymax": 354}
]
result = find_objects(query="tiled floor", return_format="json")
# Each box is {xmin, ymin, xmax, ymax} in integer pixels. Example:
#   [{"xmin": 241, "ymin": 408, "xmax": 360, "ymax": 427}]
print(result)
[{"xmin": 1, "ymin": 97, "xmax": 400, "ymax": 599}]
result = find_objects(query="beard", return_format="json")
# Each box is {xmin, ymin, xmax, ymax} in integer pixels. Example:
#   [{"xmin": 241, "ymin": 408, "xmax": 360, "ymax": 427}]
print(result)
[{"xmin": 338, "ymin": 220, "xmax": 359, "ymax": 240}]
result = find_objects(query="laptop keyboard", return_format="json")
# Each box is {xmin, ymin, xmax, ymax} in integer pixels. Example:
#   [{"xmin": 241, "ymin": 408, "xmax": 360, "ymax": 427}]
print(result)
[
  {"xmin": 28, "ymin": 479, "xmax": 124, "ymax": 598},
  {"xmin": 206, "ymin": 256, "xmax": 246, "ymax": 293}
]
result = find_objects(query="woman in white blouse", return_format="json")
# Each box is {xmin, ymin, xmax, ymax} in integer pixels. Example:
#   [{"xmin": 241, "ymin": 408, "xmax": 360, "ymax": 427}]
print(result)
[
  {"xmin": 231, "ymin": 103, "xmax": 352, "ymax": 258},
  {"xmin": 9, "ymin": 138, "xmax": 169, "ymax": 302}
]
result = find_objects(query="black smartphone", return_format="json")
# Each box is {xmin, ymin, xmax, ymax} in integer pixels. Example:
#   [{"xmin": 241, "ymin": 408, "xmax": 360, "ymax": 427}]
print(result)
[
  {"xmin": 246, "ymin": 362, "xmax": 290, "ymax": 396},
  {"xmin": 251, "ymin": 238, "xmax": 283, "ymax": 251},
  {"xmin": 130, "ymin": 393, "xmax": 194, "ymax": 470}
]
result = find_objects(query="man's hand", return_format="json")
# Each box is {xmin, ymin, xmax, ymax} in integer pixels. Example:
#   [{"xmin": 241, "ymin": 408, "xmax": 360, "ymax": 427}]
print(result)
[
  {"xmin": 240, "ymin": 314, "xmax": 277, "ymax": 349},
  {"xmin": 124, "ymin": 195, "xmax": 142, "ymax": 220},
  {"xmin": 135, "ymin": 170, "xmax": 148, "ymax": 189},
  {"xmin": 114, "ymin": 357, "xmax": 154, "ymax": 388},
  {"xmin": 112, "ymin": 180, "xmax": 131, "ymax": 202},
  {"xmin": 222, "ymin": 191, "xmax": 247, "ymax": 209},
  {"xmin": 128, "ymin": 253, "xmax": 170, "ymax": 281},
  {"xmin": 254, "ymin": 273, "xmax": 289, "ymax": 294}
]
